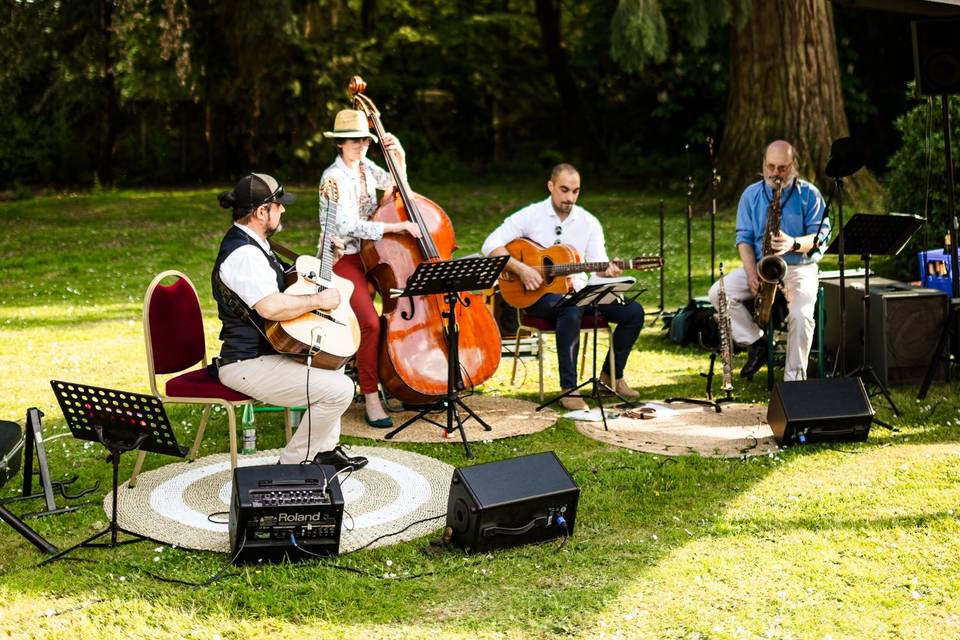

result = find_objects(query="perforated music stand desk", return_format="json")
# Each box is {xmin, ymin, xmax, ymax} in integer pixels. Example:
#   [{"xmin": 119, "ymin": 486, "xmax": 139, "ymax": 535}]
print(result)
[
  {"xmin": 41, "ymin": 380, "xmax": 186, "ymax": 565},
  {"xmin": 386, "ymin": 256, "xmax": 509, "ymax": 458},
  {"xmin": 825, "ymin": 213, "xmax": 922, "ymax": 421}
]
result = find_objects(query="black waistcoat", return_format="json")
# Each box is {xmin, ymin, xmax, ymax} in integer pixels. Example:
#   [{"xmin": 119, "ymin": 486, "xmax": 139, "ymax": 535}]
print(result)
[{"xmin": 211, "ymin": 225, "xmax": 288, "ymax": 361}]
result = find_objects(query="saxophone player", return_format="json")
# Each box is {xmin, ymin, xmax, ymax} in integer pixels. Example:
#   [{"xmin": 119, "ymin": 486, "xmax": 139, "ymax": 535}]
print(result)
[{"xmin": 708, "ymin": 140, "xmax": 830, "ymax": 381}]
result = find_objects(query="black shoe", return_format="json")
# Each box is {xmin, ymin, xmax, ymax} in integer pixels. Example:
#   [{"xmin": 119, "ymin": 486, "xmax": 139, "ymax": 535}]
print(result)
[
  {"xmin": 313, "ymin": 445, "xmax": 368, "ymax": 471},
  {"xmin": 739, "ymin": 338, "xmax": 768, "ymax": 379}
]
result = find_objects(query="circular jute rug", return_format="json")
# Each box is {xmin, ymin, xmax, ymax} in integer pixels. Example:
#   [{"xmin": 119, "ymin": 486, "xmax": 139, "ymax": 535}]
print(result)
[
  {"xmin": 340, "ymin": 395, "xmax": 557, "ymax": 442},
  {"xmin": 575, "ymin": 401, "xmax": 779, "ymax": 458},
  {"xmin": 108, "ymin": 446, "xmax": 453, "ymax": 553}
]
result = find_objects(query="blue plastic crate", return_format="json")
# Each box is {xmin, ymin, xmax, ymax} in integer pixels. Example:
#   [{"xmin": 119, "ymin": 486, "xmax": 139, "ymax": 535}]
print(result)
[{"xmin": 917, "ymin": 249, "xmax": 955, "ymax": 295}]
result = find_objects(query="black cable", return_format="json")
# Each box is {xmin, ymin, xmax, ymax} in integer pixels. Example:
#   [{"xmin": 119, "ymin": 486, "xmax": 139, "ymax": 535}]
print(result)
[
  {"xmin": 207, "ymin": 511, "xmax": 229, "ymax": 525},
  {"xmin": 342, "ymin": 512, "xmax": 447, "ymax": 555}
]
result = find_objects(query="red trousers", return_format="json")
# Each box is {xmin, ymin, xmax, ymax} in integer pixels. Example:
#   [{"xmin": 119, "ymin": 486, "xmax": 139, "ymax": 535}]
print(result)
[{"xmin": 333, "ymin": 253, "xmax": 381, "ymax": 394}]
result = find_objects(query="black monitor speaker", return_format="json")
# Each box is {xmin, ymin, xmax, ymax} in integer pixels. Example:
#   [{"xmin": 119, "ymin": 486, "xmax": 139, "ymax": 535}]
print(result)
[
  {"xmin": 767, "ymin": 378, "xmax": 874, "ymax": 446},
  {"xmin": 446, "ymin": 451, "xmax": 579, "ymax": 553},
  {"xmin": 912, "ymin": 18, "xmax": 960, "ymax": 96}
]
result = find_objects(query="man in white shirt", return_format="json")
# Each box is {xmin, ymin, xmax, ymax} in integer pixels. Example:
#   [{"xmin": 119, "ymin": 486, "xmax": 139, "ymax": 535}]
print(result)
[
  {"xmin": 482, "ymin": 164, "xmax": 645, "ymax": 410},
  {"xmin": 212, "ymin": 173, "xmax": 365, "ymax": 470}
]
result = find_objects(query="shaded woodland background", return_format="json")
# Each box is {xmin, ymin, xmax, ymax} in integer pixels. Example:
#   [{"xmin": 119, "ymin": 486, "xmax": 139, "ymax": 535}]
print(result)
[{"xmin": 0, "ymin": 0, "xmax": 929, "ymax": 203}]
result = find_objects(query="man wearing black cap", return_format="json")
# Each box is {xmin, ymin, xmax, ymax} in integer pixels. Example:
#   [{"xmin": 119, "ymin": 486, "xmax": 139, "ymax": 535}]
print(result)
[
  {"xmin": 212, "ymin": 173, "xmax": 367, "ymax": 470},
  {"xmin": 708, "ymin": 141, "xmax": 830, "ymax": 382}
]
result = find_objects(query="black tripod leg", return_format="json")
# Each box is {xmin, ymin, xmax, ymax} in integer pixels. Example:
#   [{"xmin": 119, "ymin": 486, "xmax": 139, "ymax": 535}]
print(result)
[
  {"xmin": 384, "ymin": 406, "xmax": 435, "ymax": 440},
  {"xmin": 454, "ymin": 398, "xmax": 494, "ymax": 432},
  {"xmin": 918, "ymin": 305, "xmax": 955, "ymax": 399},
  {"xmin": 38, "ymin": 527, "xmax": 110, "ymax": 566},
  {"xmin": 0, "ymin": 505, "xmax": 58, "ymax": 554}
]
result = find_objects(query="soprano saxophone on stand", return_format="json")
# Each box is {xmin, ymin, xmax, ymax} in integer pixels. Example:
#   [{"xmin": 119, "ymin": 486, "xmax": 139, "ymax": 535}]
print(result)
[
  {"xmin": 752, "ymin": 177, "xmax": 787, "ymax": 327},
  {"xmin": 715, "ymin": 262, "xmax": 734, "ymax": 394}
]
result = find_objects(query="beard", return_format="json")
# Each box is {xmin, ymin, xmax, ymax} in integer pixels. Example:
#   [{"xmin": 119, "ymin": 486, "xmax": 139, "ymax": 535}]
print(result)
[{"xmin": 265, "ymin": 221, "xmax": 282, "ymax": 238}]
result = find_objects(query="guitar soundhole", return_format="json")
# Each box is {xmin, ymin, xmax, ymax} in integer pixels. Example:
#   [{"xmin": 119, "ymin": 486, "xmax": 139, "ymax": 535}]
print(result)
[{"xmin": 542, "ymin": 258, "xmax": 554, "ymax": 285}]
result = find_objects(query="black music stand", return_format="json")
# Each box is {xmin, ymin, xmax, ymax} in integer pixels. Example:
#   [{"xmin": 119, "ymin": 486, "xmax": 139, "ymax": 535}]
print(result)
[
  {"xmin": 826, "ymin": 213, "xmax": 923, "ymax": 423},
  {"xmin": 40, "ymin": 380, "xmax": 187, "ymax": 566},
  {"xmin": 384, "ymin": 256, "xmax": 509, "ymax": 458},
  {"xmin": 536, "ymin": 280, "xmax": 641, "ymax": 431}
]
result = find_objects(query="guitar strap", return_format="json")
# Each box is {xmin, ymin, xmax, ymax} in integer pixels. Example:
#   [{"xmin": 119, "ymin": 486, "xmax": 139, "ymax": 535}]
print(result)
[{"xmin": 268, "ymin": 239, "xmax": 300, "ymax": 264}]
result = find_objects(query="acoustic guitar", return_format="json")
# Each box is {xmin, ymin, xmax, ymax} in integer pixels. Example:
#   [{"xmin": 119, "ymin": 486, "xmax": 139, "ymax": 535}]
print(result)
[
  {"xmin": 498, "ymin": 237, "xmax": 663, "ymax": 309},
  {"xmin": 265, "ymin": 180, "xmax": 361, "ymax": 369}
]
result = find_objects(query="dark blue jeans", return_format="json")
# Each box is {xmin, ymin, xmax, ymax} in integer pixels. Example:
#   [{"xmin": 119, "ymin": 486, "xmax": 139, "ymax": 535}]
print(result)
[{"xmin": 526, "ymin": 293, "xmax": 645, "ymax": 389}]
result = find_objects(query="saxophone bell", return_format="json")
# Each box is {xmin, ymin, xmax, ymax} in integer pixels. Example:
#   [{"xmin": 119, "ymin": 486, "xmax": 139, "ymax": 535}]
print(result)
[{"xmin": 756, "ymin": 253, "xmax": 787, "ymax": 284}]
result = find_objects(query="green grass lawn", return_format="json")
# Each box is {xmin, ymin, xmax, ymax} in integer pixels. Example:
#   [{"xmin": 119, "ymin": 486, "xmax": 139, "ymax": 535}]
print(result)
[{"xmin": 1, "ymin": 178, "xmax": 958, "ymax": 639}]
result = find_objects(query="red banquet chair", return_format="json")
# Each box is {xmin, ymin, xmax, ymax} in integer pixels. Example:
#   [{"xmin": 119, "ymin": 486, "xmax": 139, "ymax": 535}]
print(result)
[
  {"xmin": 510, "ymin": 312, "xmax": 616, "ymax": 401},
  {"xmin": 128, "ymin": 271, "xmax": 291, "ymax": 487}
]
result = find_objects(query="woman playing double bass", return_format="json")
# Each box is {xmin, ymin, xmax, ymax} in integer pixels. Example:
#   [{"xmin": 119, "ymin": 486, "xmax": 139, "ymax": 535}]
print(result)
[{"xmin": 318, "ymin": 109, "xmax": 422, "ymax": 428}]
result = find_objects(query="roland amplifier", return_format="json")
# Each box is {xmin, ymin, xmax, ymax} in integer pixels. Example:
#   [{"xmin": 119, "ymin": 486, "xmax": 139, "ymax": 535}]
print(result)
[
  {"xmin": 446, "ymin": 451, "xmax": 579, "ymax": 553},
  {"xmin": 229, "ymin": 464, "xmax": 343, "ymax": 564}
]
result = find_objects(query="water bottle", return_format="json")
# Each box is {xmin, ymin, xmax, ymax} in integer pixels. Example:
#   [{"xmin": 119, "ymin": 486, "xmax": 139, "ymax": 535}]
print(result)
[{"xmin": 241, "ymin": 404, "xmax": 256, "ymax": 454}]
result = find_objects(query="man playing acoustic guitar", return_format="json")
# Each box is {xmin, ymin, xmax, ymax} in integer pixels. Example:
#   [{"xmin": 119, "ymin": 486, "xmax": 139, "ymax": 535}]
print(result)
[
  {"xmin": 212, "ymin": 173, "xmax": 367, "ymax": 470},
  {"xmin": 482, "ymin": 164, "xmax": 646, "ymax": 410}
]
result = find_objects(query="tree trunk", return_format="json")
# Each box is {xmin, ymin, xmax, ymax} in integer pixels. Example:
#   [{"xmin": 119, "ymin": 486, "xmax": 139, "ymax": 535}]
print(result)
[
  {"xmin": 712, "ymin": 0, "xmax": 878, "ymax": 208},
  {"xmin": 533, "ymin": 0, "xmax": 605, "ymax": 160},
  {"xmin": 98, "ymin": 0, "xmax": 118, "ymax": 186}
]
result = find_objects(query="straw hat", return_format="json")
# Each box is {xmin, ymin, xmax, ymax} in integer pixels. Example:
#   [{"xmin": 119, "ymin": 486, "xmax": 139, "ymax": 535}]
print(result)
[{"xmin": 323, "ymin": 109, "xmax": 378, "ymax": 143}]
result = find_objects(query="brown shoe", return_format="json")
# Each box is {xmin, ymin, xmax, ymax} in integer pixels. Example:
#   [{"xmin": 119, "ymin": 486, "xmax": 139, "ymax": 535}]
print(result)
[
  {"xmin": 600, "ymin": 372, "xmax": 641, "ymax": 399},
  {"xmin": 559, "ymin": 391, "xmax": 589, "ymax": 411}
]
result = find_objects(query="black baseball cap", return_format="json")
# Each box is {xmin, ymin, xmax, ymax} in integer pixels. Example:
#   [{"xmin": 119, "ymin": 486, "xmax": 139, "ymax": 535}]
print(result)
[{"xmin": 226, "ymin": 173, "xmax": 296, "ymax": 209}]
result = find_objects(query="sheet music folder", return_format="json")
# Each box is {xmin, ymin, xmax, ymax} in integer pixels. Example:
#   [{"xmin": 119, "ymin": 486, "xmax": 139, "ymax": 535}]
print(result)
[{"xmin": 553, "ymin": 278, "xmax": 641, "ymax": 310}]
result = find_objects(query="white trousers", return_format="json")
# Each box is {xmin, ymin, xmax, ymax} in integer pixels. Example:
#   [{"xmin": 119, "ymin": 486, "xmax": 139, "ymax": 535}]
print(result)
[
  {"xmin": 219, "ymin": 355, "xmax": 355, "ymax": 463},
  {"xmin": 708, "ymin": 262, "xmax": 819, "ymax": 382}
]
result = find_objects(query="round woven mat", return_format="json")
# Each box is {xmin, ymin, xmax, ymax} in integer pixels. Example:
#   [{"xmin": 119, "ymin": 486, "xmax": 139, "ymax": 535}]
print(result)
[
  {"xmin": 107, "ymin": 446, "xmax": 453, "ymax": 553},
  {"xmin": 340, "ymin": 395, "xmax": 557, "ymax": 442},
  {"xmin": 575, "ymin": 401, "xmax": 778, "ymax": 458}
]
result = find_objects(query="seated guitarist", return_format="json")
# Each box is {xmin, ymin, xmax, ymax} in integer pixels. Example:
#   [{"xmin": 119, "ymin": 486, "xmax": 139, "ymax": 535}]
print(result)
[
  {"xmin": 481, "ymin": 164, "xmax": 645, "ymax": 410},
  {"xmin": 213, "ymin": 173, "xmax": 367, "ymax": 470}
]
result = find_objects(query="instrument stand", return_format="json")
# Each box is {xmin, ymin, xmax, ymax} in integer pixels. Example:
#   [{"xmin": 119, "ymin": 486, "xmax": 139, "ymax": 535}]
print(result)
[
  {"xmin": 918, "ymin": 95, "xmax": 960, "ymax": 398},
  {"xmin": 383, "ymin": 256, "xmax": 509, "ymax": 458},
  {"xmin": 0, "ymin": 408, "xmax": 98, "ymax": 519},
  {"xmin": 536, "ymin": 282, "xmax": 639, "ymax": 431},
  {"xmin": 665, "ymin": 348, "xmax": 730, "ymax": 414},
  {"xmin": 827, "ymin": 213, "xmax": 923, "ymax": 426},
  {"xmin": 649, "ymin": 200, "xmax": 667, "ymax": 327},
  {"xmin": 40, "ymin": 381, "xmax": 186, "ymax": 566}
]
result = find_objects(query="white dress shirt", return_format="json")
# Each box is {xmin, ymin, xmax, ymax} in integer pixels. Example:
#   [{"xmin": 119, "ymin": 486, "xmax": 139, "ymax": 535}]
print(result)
[
  {"xmin": 481, "ymin": 197, "xmax": 609, "ymax": 291},
  {"xmin": 219, "ymin": 223, "xmax": 281, "ymax": 308}
]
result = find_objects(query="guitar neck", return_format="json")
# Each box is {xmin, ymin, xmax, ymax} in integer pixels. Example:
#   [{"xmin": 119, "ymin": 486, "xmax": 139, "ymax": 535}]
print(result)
[
  {"xmin": 316, "ymin": 197, "xmax": 339, "ymax": 286},
  {"xmin": 547, "ymin": 259, "xmax": 628, "ymax": 276}
]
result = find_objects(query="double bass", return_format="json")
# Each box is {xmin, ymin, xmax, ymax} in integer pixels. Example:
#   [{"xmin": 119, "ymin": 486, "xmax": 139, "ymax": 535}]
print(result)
[{"xmin": 349, "ymin": 76, "xmax": 501, "ymax": 405}]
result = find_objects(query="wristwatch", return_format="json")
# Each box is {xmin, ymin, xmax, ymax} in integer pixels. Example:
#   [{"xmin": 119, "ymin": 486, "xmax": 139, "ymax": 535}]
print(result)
[{"xmin": 791, "ymin": 239, "xmax": 801, "ymax": 252}]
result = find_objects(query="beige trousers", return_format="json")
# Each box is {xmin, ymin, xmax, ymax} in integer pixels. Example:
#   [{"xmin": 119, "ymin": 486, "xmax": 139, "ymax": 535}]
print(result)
[
  {"xmin": 708, "ymin": 262, "xmax": 819, "ymax": 382},
  {"xmin": 219, "ymin": 355, "xmax": 355, "ymax": 463}
]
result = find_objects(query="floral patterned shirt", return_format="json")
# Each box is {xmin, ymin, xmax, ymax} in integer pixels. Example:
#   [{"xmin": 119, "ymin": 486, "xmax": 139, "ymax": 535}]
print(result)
[{"xmin": 318, "ymin": 155, "xmax": 396, "ymax": 255}]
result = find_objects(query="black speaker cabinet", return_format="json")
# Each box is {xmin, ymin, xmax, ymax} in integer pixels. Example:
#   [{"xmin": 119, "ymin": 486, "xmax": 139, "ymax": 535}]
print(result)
[
  {"xmin": 822, "ymin": 277, "xmax": 948, "ymax": 386},
  {"xmin": 446, "ymin": 451, "xmax": 579, "ymax": 553},
  {"xmin": 912, "ymin": 18, "xmax": 960, "ymax": 96},
  {"xmin": 767, "ymin": 378, "xmax": 874, "ymax": 446}
]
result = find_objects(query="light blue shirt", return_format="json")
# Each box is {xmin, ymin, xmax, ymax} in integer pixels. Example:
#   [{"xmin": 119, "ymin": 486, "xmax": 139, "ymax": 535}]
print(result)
[{"xmin": 735, "ymin": 178, "xmax": 830, "ymax": 265}]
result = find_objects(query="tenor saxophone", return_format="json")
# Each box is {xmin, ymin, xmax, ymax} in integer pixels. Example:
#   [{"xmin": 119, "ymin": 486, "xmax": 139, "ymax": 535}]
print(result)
[
  {"xmin": 753, "ymin": 177, "xmax": 787, "ymax": 327},
  {"xmin": 716, "ymin": 262, "xmax": 734, "ymax": 393}
]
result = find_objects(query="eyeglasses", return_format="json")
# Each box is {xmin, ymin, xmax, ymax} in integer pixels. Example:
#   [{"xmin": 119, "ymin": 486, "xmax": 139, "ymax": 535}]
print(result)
[{"xmin": 554, "ymin": 225, "xmax": 562, "ymax": 245}]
